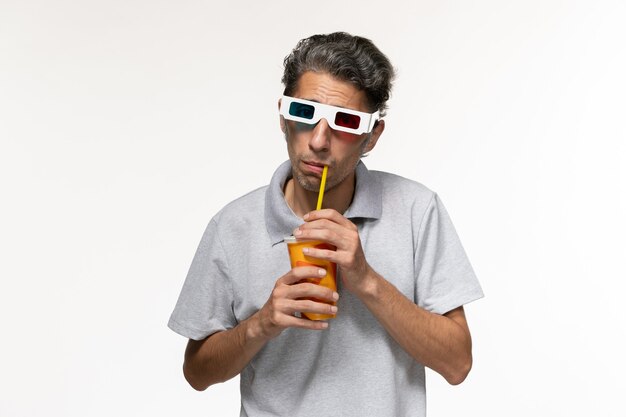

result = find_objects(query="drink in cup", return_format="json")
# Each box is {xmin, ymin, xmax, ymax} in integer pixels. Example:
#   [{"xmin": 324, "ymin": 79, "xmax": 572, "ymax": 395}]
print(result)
[{"xmin": 284, "ymin": 236, "xmax": 337, "ymax": 320}]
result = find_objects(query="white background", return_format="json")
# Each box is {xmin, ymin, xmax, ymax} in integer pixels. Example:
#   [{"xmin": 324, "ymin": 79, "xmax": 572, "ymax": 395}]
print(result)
[{"xmin": 1, "ymin": 0, "xmax": 625, "ymax": 416}]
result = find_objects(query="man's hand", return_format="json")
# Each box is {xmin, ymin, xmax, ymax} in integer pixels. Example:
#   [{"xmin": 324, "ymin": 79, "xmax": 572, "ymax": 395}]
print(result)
[
  {"xmin": 254, "ymin": 266, "xmax": 340, "ymax": 340},
  {"xmin": 183, "ymin": 264, "xmax": 339, "ymax": 391},
  {"xmin": 294, "ymin": 209, "xmax": 473, "ymax": 385},
  {"xmin": 294, "ymin": 209, "xmax": 371, "ymax": 295}
]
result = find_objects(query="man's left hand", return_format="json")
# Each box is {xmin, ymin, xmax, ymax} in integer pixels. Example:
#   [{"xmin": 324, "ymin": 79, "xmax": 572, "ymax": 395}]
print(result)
[{"xmin": 294, "ymin": 209, "xmax": 372, "ymax": 295}]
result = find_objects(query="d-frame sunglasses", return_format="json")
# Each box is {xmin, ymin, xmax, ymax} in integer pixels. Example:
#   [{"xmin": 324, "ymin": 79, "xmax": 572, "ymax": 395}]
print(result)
[{"xmin": 280, "ymin": 96, "xmax": 379, "ymax": 135}]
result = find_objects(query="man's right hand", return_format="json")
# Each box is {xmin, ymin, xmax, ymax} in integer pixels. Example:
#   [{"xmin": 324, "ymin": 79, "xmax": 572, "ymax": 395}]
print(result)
[
  {"xmin": 183, "ymin": 266, "xmax": 339, "ymax": 391},
  {"xmin": 253, "ymin": 266, "xmax": 340, "ymax": 340}
]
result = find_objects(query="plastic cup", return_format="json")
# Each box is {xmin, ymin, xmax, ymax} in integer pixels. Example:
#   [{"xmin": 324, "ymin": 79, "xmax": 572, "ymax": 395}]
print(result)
[{"xmin": 285, "ymin": 236, "xmax": 337, "ymax": 320}]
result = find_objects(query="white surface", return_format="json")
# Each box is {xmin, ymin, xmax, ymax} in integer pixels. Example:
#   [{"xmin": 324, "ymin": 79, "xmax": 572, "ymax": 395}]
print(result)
[{"xmin": 1, "ymin": 1, "xmax": 625, "ymax": 416}]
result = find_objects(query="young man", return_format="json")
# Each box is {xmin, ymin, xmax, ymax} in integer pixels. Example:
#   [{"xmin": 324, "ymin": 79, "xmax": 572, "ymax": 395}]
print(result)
[{"xmin": 169, "ymin": 32, "xmax": 483, "ymax": 417}]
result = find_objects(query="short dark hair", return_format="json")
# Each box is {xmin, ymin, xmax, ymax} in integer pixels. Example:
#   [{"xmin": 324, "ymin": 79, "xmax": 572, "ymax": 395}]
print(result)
[{"xmin": 282, "ymin": 32, "xmax": 395, "ymax": 116}]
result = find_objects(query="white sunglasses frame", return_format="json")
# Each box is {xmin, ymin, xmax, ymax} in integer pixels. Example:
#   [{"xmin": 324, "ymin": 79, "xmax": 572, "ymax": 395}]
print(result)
[{"xmin": 279, "ymin": 95, "xmax": 380, "ymax": 135}]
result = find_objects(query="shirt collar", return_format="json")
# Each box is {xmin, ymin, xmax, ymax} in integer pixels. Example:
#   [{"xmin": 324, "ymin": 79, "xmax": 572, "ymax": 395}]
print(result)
[{"xmin": 265, "ymin": 160, "xmax": 382, "ymax": 245}]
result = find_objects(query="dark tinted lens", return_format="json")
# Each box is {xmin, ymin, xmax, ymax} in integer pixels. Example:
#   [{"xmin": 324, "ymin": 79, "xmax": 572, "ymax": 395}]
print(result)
[
  {"xmin": 289, "ymin": 102, "xmax": 315, "ymax": 119},
  {"xmin": 334, "ymin": 112, "xmax": 361, "ymax": 129}
]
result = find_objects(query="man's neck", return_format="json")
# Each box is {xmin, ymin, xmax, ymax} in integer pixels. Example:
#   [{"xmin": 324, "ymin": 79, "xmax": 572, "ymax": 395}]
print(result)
[{"xmin": 284, "ymin": 171, "xmax": 356, "ymax": 219}]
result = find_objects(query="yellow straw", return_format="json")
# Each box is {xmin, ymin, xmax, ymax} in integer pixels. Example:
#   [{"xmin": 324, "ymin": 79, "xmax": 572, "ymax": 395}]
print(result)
[{"xmin": 316, "ymin": 165, "xmax": 328, "ymax": 210}]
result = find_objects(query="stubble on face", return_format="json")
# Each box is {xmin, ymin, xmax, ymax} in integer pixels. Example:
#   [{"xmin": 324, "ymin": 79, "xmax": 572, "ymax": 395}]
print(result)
[{"xmin": 284, "ymin": 124, "xmax": 370, "ymax": 193}]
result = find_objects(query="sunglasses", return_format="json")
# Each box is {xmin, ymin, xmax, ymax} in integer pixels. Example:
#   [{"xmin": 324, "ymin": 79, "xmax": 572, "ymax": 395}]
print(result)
[{"xmin": 280, "ymin": 96, "xmax": 379, "ymax": 135}]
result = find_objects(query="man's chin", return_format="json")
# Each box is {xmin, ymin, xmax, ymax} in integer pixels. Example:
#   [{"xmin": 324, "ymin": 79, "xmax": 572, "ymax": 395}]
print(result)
[
  {"xmin": 295, "ymin": 175, "xmax": 320, "ymax": 192},
  {"xmin": 298, "ymin": 178, "xmax": 320, "ymax": 192}
]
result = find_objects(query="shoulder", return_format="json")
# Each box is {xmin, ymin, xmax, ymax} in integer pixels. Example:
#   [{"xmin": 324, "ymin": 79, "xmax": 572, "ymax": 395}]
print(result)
[
  {"xmin": 371, "ymin": 170, "xmax": 436, "ymax": 209},
  {"xmin": 211, "ymin": 185, "xmax": 268, "ymax": 232}
]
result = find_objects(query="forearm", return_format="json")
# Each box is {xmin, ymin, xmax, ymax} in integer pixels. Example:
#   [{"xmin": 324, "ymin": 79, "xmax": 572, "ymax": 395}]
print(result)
[
  {"xmin": 182, "ymin": 265, "xmax": 340, "ymax": 391},
  {"xmin": 356, "ymin": 269, "xmax": 473, "ymax": 385},
  {"xmin": 183, "ymin": 313, "xmax": 269, "ymax": 391}
]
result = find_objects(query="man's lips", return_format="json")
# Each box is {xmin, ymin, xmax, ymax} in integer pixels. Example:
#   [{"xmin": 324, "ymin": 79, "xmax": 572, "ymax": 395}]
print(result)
[{"xmin": 301, "ymin": 161, "xmax": 327, "ymax": 175}]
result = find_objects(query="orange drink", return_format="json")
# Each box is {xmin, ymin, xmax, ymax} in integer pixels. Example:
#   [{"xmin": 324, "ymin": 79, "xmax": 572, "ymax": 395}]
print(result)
[{"xmin": 285, "ymin": 237, "xmax": 337, "ymax": 320}]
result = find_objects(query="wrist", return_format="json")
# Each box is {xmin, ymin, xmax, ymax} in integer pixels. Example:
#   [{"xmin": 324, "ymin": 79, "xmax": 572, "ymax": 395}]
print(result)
[
  {"xmin": 243, "ymin": 312, "xmax": 273, "ymax": 345},
  {"xmin": 353, "ymin": 266, "xmax": 381, "ymax": 300}
]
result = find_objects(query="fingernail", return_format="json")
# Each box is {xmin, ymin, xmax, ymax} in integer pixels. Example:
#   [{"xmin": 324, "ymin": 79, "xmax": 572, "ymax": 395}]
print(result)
[
  {"xmin": 318, "ymin": 269, "xmax": 326, "ymax": 276},
  {"xmin": 294, "ymin": 228, "xmax": 302, "ymax": 236},
  {"xmin": 332, "ymin": 292, "xmax": 339, "ymax": 301},
  {"xmin": 303, "ymin": 247, "xmax": 309, "ymax": 254},
  {"xmin": 321, "ymin": 322, "xmax": 328, "ymax": 329},
  {"xmin": 303, "ymin": 213, "xmax": 310, "ymax": 220},
  {"xmin": 330, "ymin": 306, "xmax": 338, "ymax": 313}
]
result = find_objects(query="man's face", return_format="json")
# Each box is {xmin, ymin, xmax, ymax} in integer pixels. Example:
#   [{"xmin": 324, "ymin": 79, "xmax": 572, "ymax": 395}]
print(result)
[{"xmin": 281, "ymin": 71, "xmax": 381, "ymax": 193}]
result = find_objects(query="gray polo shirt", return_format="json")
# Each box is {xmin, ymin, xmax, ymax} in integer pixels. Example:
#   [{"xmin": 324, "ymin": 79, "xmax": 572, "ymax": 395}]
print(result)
[{"xmin": 169, "ymin": 160, "xmax": 483, "ymax": 417}]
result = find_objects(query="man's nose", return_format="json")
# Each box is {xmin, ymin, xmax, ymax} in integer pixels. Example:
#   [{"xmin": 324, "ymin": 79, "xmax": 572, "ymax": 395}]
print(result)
[{"xmin": 308, "ymin": 118, "xmax": 331, "ymax": 152}]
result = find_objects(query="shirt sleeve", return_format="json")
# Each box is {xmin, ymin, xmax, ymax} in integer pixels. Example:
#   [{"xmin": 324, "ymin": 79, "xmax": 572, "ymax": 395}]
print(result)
[
  {"xmin": 414, "ymin": 193, "xmax": 484, "ymax": 315},
  {"xmin": 168, "ymin": 218, "xmax": 237, "ymax": 340}
]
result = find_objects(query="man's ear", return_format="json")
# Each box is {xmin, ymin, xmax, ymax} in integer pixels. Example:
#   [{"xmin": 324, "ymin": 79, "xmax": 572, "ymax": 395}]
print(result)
[
  {"xmin": 363, "ymin": 119, "xmax": 385, "ymax": 154},
  {"xmin": 278, "ymin": 98, "xmax": 286, "ymax": 133}
]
